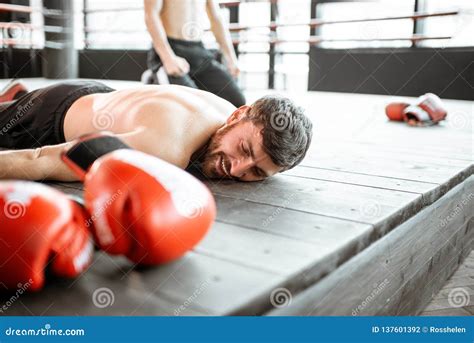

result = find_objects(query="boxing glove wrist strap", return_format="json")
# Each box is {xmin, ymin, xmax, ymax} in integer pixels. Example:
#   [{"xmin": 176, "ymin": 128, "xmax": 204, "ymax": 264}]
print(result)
[{"xmin": 62, "ymin": 134, "xmax": 131, "ymax": 180}]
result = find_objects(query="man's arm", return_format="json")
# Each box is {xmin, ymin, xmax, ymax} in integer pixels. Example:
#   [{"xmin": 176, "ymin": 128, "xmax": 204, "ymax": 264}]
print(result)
[
  {"xmin": 144, "ymin": 0, "xmax": 189, "ymax": 76},
  {"xmin": 0, "ymin": 143, "xmax": 77, "ymax": 181},
  {"xmin": 206, "ymin": 0, "xmax": 240, "ymax": 77},
  {"xmin": 0, "ymin": 128, "xmax": 188, "ymax": 182}
]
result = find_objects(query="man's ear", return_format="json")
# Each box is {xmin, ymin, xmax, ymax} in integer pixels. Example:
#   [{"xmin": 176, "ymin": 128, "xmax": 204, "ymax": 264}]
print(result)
[{"xmin": 226, "ymin": 105, "xmax": 251, "ymax": 124}]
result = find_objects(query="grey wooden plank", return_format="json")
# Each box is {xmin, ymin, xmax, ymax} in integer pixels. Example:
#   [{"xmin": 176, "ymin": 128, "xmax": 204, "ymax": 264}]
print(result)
[
  {"xmin": 268, "ymin": 176, "xmax": 474, "ymax": 315},
  {"xmin": 328, "ymin": 140, "xmax": 473, "ymax": 162},
  {"xmin": 207, "ymin": 176, "xmax": 421, "ymax": 225},
  {"xmin": 347, "ymin": 123, "xmax": 473, "ymax": 151},
  {"xmin": 91, "ymin": 252, "xmax": 284, "ymax": 316},
  {"xmin": 301, "ymin": 153, "xmax": 472, "ymax": 185},
  {"xmin": 2, "ymin": 250, "xmax": 284, "ymax": 316},
  {"xmin": 286, "ymin": 166, "xmax": 436, "ymax": 194},
  {"xmin": 214, "ymin": 194, "xmax": 372, "ymax": 246},
  {"xmin": 305, "ymin": 142, "xmax": 471, "ymax": 168},
  {"xmin": 464, "ymin": 306, "xmax": 474, "ymax": 315},
  {"xmin": 1, "ymin": 273, "xmax": 206, "ymax": 316},
  {"xmin": 196, "ymin": 222, "xmax": 338, "ymax": 275},
  {"xmin": 442, "ymin": 275, "xmax": 474, "ymax": 288}
]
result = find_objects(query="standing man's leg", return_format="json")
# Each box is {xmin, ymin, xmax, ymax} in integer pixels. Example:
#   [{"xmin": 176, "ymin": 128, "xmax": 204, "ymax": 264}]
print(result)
[{"xmin": 191, "ymin": 55, "xmax": 246, "ymax": 107}]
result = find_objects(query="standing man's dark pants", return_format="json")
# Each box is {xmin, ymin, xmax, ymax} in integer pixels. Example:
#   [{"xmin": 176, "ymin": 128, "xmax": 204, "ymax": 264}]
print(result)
[{"xmin": 147, "ymin": 38, "xmax": 246, "ymax": 107}]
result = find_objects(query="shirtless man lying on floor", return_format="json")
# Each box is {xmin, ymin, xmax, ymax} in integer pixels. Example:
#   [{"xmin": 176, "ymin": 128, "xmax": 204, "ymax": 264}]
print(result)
[{"xmin": 0, "ymin": 80, "xmax": 312, "ymax": 182}]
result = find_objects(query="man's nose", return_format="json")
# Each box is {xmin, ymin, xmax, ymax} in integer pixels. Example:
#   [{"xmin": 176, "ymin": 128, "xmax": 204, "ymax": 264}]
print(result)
[{"xmin": 230, "ymin": 157, "xmax": 253, "ymax": 178}]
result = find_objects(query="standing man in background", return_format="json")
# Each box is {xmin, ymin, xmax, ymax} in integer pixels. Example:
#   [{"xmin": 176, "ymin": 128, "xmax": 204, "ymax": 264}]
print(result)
[{"xmin": 144, "ymin": 0, "xmax": 246, "ymax": 107}]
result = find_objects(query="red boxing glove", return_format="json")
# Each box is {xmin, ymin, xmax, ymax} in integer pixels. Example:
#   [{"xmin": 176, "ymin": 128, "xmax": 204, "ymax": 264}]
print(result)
[
  {"xmin": 62, "ymin": 134, "xmax": 216, "ymax": 265},
  {"xmin": 0, "ymin": 182, "xmax": 93, "ymax": 291},
  {"xmin": 385, "ymin": 102, "xmax": 409, "ymax": 122},
  {"xmin": 385, "ymin": 93, "xmax": 447, "ymax": 126}
]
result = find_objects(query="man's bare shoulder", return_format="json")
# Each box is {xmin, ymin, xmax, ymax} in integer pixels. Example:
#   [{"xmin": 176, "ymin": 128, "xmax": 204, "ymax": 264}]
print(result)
[{"xmin": 117, "ymin": 84, "xmax": 234, "ymax": 118}]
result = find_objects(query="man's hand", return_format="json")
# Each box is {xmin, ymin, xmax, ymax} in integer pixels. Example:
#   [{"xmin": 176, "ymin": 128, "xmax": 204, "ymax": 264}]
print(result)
[
  {"xmin": 227, "ymin": 61, "xmax": 240, "ymax": 78},
  {"xmin": 207, "ymin": 0, "xmax": 241, "ymax": 79},
  {"xmin": 163, "ymin": 56, "xmax": 190, "ymax": 76}
]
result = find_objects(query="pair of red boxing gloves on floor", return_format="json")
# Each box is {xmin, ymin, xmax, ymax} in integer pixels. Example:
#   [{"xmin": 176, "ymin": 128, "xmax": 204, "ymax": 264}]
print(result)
[
  {"xmin": 0, "ymin": 134, "xmax": 216, "ymax": 292},
  {"xmin": 385, "ymin": 93, "xmax": 447, "ymax": 126}
]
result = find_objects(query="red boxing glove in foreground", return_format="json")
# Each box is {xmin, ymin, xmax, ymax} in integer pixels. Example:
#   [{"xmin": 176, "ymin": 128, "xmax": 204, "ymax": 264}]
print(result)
[
  {"xmin": 62, "ymin": 134, "xmax": 216, "ymax": 265},
  {"xmin": 0, "ymin": 181, "xmax": 93, "ymax": 291}
]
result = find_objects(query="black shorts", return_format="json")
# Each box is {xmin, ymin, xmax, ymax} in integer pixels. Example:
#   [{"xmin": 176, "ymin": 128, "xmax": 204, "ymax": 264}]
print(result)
[{"xmin": 0, "ymin": 81, "xmax": 114, "ymax": 149}]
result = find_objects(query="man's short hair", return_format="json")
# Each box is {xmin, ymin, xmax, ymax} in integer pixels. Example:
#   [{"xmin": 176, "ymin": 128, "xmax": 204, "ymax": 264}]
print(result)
[{"xmin": 247, "ymin": 95, "xmax": 313, "ymax": 171}]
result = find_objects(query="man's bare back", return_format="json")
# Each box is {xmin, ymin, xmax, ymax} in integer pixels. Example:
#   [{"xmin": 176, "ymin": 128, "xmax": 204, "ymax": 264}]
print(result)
[{"xmin": 65, "ymin": 85, "xmax": 233, "ymax": 165}]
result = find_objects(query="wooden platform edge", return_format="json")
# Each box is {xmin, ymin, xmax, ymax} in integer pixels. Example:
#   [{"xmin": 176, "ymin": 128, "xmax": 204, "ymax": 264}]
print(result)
[
  {"xmin": 375, "ymin": 164, "xmax": 474, "ymax": 238},
  {"xmin": 265, "ymin": 175, "xmax": 474, "ymax": 316}
]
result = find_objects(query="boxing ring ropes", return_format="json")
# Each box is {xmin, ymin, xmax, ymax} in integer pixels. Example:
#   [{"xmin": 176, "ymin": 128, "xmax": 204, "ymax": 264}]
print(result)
[{"xmin": 0, "ymin": 1, "xmax": 458, "ymax": 86}]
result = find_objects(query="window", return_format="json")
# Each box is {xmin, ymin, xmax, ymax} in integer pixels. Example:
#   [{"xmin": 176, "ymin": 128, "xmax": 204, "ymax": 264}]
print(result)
[
  {"xmin": 317, "ymin": 0, "xmax": 416, "ymax": 48},
  {"xmin": 82, "ymin": 0, "xmax": 147, "ymax": 49},
  {"xmin": 418, "ymin": 0, "xmax": 474, "ymax": 47}
]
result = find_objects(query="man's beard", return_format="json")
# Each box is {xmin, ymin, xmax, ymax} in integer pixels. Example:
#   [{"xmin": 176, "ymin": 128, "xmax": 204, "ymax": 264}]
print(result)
[{"xmin": 197, "ymin": 124, "xmax": 234, "ymax": 178}]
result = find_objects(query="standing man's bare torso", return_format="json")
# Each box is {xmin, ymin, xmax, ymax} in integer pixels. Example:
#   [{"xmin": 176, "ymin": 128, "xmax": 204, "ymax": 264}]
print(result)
[
  {"xmin": 160, "ymin": 0, "xmax": 208, "ymax": 41},
  {"xmin": 63, "ymin": 85, "xmax": 234, "ymax": 168}
]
